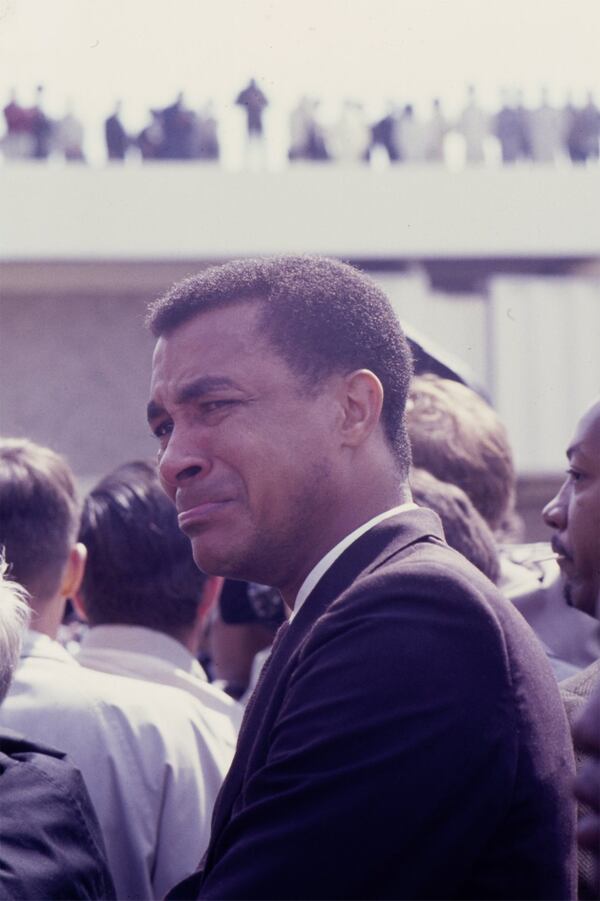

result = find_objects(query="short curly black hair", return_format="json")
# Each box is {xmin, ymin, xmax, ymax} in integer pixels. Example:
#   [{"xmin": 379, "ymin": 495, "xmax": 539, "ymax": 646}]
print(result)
[{"xmin": 147, "ymin": 256, "xmax": 413, "ymax": 473}]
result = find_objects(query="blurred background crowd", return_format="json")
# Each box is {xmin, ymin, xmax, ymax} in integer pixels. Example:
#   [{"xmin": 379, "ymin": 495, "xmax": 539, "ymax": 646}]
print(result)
[{"xmin": 3, "ymin": 81, "xmax": 600, "ymax": 167}]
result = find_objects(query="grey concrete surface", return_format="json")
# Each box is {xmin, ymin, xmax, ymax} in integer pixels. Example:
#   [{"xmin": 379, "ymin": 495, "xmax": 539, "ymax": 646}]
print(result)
[{"xmin": 1, "ymin": 286, "xmax": 156, "ymax": 479}]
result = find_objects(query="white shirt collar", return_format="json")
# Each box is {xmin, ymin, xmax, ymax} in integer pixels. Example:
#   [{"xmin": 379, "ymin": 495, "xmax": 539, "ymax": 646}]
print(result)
[
  {"xmin": 22, "ymin": 628, "xmax": 79, "ymax": 665},
  {"xmin": 291, "ymin": 503, "xmax": 417, "ymax": 620},
  {"xmin": 79, "ymin": 624, "xmax": 206, "ymax": 678}
]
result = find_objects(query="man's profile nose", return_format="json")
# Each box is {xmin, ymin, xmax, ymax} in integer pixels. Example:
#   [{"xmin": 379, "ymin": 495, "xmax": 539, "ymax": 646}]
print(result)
[
  {"xmin": 175, "ymin": 463, "xmax": 203, "ymax": 483},
  {"xmin": 542, "ymin": 489, "xmax": 566, "ymax": 531},
  {"xmin": 160, "ymin": 454, "xmax": 204, "ymax": 489},
  {"xmin": 158, "ymin": 434, "xmax": 208, "ymax": 489}
]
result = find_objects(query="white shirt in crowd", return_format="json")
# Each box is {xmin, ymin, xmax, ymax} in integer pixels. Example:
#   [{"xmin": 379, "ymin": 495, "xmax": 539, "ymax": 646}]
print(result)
[
  {"xmin": 77, "ymin": 623, "xmax": 243, "ymax": 728},
  {"xmin": 0, "ymin": 630, "xmax": 236, "ymax": 900}
]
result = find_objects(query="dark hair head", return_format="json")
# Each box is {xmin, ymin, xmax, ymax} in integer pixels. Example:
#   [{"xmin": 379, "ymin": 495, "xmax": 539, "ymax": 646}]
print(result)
[
  {"xmin": 79, "ymin": 460, "xmax": 206, "ymax": 636},
  {"xmin": 406, "ymin": 374, "xmax": 517, "ymax": 535},
  {"xmin": 409, "ymin": 467, "xmax": 500, "ymax": 583},
  {"xmin": 0, "ymin": 439, "xmax": 80, "ymax": 601},
  {"xmin": 147, "ymin": 256, "xmax": 413, "ymax": 474}
]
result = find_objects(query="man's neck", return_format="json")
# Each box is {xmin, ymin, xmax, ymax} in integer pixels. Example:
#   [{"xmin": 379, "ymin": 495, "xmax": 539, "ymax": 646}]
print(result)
[
  {"xmin": 288, "ymin": 499, "xmax": 417, "ymax": 618},
  {"xmin": 28, "ymin": 597, "xmax": 66, "ymax": 640},
  {"xmin": 280, "ymin": 482, "xmax": 412, "ymax": 609}
]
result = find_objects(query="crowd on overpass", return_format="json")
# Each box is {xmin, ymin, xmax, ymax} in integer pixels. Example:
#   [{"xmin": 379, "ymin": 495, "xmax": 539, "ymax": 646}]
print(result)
[{"xmin": 2, "ymin": 80, "xmax": 600, "ymax": 168}]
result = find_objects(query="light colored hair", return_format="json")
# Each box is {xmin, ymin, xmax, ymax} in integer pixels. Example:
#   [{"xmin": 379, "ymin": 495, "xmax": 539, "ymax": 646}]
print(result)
[
  {"xmin": 0, "ymin": 438, "xmax": 81, "ymax": 602},
  {"xmin": 0, "ymin": 555, "xmax": 31, "ymax": 703},
  {"xmin": 406, "ymin": 374, "xmax": 517, "ymax": 536}
]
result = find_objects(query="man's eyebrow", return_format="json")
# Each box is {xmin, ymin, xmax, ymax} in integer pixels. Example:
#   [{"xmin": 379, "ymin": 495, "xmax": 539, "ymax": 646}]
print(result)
[
  {"xmin": 147, "ymin": 377, "xmax": 241, "ymax": 423},
  {"xmin": 176, "ymin": 376, "xmax": 240, "ymax": 406},
  {"xmin": 567, "ymin": 442, "xmax": 582, "ymax": 460}
]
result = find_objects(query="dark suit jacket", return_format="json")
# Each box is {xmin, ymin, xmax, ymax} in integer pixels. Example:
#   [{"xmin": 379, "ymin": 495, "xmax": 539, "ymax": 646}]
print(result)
[
  {"xmin": 172, "ymin": 508, "xmax": 576, "ymax": 900},
  {"xmin": 0, "ymin": 730, "xmax": 116, "ymax": 900}
]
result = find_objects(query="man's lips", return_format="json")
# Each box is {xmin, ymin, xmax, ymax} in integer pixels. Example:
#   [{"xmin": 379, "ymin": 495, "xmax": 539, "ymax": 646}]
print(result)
[
  {"xmin": 551, "ymin": 538, "xmax": 573, "ymax": 568},
  {"xmin": 177, "ymin": 500, "xmax": 232, "ymax": 529}
]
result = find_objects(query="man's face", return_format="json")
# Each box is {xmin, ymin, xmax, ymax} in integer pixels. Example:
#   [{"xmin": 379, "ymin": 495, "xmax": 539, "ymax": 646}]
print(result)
[
  {"xmin": 543, "ymin": 400, "xmax": 600, "ymax": 617},
  {"xmin": 148, "ymin": 302, "xmax": 344, "ymax": 601}
]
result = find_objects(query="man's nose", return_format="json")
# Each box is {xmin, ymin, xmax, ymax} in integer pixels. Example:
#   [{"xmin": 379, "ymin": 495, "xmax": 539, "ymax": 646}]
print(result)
[
  {"xmin": 542, "ymin": 482, "xmax": 568, "ymax": 531},
  {"xmin": 158, "ymin": 431, "xmax": 210, "ymax": 492}
]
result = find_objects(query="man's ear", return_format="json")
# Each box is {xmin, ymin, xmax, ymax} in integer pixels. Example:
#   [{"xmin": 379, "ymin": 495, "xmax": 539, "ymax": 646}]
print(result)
[
  {"xmin": 72, "ymin": 591, "xmax": 88, "ymax": 622},
  {"xmin": 338, "ymin": 369, "xmax": 384, "ymax": 449},
  {"xmin": 60, "ymin": 542, "xmax": 87, "ymax": 604}
]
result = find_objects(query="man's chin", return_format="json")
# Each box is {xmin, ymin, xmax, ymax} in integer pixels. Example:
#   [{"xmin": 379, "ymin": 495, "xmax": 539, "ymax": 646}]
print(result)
[
  {"xmin": 191, "ymin": 546, "xmax": 229, "ymax": 577},
  {"xmin": 564, "ymin": 579, "xmax": 598, "ymax": 619},
  {"xmin": 191, "ymin": 538, "xmax": 248, "ymax": 580},
  {"xmin": 563, "ymin": 580, "xmax": 573, "ymax": 607}
]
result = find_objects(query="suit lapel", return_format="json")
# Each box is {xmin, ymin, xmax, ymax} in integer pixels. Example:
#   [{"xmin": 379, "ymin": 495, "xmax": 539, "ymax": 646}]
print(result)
[
  {"xmin": 208, "ymin": 619, "xmax": 289, "ymax": 826},
  {"xmin": 292, "ymin": 506, "xmax": 444, "ymax": 631},
  {"xmin": 205, "ymin": 507, "xmax": 444, "ymax": 861}
]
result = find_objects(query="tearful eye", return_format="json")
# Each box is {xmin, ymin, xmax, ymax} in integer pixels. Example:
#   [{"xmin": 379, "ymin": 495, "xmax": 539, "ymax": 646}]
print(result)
[
  {"xmin": 202, "ymin": 400, "xmax": 237, "ymax": 414},
  {"xmin": 152, "ymin": 420, "xmax": 173, "ymax": 439}
]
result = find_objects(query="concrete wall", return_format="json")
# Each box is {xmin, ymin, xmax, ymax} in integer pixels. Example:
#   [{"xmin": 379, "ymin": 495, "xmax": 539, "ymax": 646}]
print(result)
[
  {"xmin": 0, "ymin": 286, "xmax": 154, "ymax": 485},
  {"xmin": 489, "ymin": 274, "xmax": 600, "ymax": 473},
  {"xmin": 1, "ymin": 263, "xmax": 192, "ymax": 484},
  {"xmin": 2, "ymin": 164, "xmax": 599, "ymax": 260}
]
